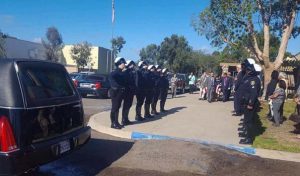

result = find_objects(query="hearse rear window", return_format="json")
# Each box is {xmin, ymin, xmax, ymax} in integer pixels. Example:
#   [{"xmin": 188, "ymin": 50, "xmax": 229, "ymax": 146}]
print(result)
[{"xmin": 17, "ymin": 62, "xmax": 75, "ymax": 101}]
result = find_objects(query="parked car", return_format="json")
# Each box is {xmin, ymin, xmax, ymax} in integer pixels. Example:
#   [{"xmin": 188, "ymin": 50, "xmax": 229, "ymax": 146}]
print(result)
[
  {"xmin": 76, "ymin": 74, "xmax": 111, "ymax": 98},
  {"xmin": 0, "ymin": 59, "xmax": 91, "ymax": 175}
]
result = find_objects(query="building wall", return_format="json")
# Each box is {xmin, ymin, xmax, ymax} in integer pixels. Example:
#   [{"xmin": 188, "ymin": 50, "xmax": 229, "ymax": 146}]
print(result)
[
  {"xmin": 4, "ymin": 37, "xmax": 46, "ymax": 59},
  {"xmin": 62, "ymin": 45, "xmax": 112, "ymax": 74},
  {"xmin": 98, "ymin": 47, "xmax": 113, "ymax": 74}
]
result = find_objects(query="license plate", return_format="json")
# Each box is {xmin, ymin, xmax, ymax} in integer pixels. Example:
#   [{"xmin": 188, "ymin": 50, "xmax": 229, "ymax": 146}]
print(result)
[
  {"xmin": 59, "ymin": 140, "xmax": 70, "ymax": 154},
  {"xmin": 80, "ymin": 83, "xmax": 91, "ymax": 88}
]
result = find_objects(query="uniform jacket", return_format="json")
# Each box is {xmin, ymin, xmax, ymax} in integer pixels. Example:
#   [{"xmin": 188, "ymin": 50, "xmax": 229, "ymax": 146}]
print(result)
[
  {"xmin": 234, "ymin": 71, "xmax": 246, "ymax": 92},
  {"xmin": 109, "ymin": 68, "xmax": 127, "ymax": 90},
  {"xmin": 135, "ymin": 68, "xmax": 147, "ymax": 90},
  {"xmin": 159, "ymin": 75, "xmax": 169, "ymax": 89},
  {"xmin": 239, "ymin": 74, "xmax": 261, "ymax": 106},
  {"xmin": 124, "ymin": 68, "xmax": 136, "ymax": 91}
]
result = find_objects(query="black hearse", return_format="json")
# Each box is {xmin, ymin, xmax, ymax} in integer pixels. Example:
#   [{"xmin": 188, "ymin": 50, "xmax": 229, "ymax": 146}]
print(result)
[{"xmin": 0, "ymin": 59, "xmax": 91, "ymax": 175}]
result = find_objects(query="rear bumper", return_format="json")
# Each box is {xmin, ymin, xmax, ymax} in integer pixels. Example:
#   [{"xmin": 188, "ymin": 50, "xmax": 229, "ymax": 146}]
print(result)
[
  {"xmin": 77, "ymin": 88, "xmax": 107, "ymax": 96},
  {"xmin": 0, "ymin": 126, "xmax": 91, "ymax": 176}
]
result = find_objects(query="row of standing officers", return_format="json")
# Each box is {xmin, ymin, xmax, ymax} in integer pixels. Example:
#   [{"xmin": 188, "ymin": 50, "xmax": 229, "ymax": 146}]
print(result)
[{"xmin": 109, "ymin": 57, "xmax": 170, "ymax": 129}]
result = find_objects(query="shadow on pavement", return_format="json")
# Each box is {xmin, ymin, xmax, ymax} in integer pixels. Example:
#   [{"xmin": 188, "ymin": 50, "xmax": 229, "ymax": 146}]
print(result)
[
  {"xmin": 34, "ymin": 138, "xmax": 134, "ymax": 176},
  {"xmin": 130, "ymin": 106, "xmax": 187, "ymax": 125}
]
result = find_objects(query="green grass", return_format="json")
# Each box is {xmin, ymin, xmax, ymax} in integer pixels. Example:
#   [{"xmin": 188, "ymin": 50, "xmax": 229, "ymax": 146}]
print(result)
[{"xmin": 252, "ymin": 100, "xmax": 300, "ymax": 153}]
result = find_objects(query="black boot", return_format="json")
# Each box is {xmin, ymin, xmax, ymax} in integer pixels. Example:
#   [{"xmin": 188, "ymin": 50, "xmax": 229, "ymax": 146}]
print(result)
[
  {"xmin": 122, "ymin": 109, "xmax": 133, "ymax": 126},
  {"xmin": 114, "ymin": 110, "xmax": 123, "ymax": 128},
  {"xmin": 160, "ymin": 101, "xmax": 167, "ymax": 113},
  {"xmin": 238, "ymin": 131, "xmax": 247, "ymax": 137},
  {"xmin": 110, "ymin": 112, "xmax": 122, "ymax": 129},
  {"xmin": 151, "ymin": 102, "xmax": 159, "ymax": 115},
  {"xmin": 144, "ymin": 104, "xmax": 154, "ymax": 118},
  {"xmin": 135, "ymin": 106, "xmax": 144, "ymax": 121},
  {"xmin": 239, "ymin": 138, "xmax": 252, "ymax": 145}
]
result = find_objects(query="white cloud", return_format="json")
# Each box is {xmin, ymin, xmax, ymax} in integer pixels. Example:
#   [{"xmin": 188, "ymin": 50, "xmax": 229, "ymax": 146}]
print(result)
[{"xmin": 33, "ymin": 37, "xmax": 42, "ymax": 43}]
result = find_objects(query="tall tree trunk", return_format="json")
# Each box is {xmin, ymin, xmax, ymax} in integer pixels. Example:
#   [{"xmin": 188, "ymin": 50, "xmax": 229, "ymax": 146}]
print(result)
[{"xmin": 263, "ymin": 63, "xmax": 274, "ymax": 99}]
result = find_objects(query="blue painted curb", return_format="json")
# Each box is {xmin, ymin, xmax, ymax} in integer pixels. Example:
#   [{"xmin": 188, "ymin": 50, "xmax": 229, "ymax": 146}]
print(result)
[{"xmin": 131, "ymin": 132, "xmax": 256, "ymax": 155}]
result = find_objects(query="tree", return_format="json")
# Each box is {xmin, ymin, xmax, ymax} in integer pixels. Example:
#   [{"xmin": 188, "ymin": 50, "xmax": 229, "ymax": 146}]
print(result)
[
  {"xmin": 139, "ymin": 44, "xmax": 160, "ymax": 64},
  {"xmin": 0, "ymin": 31, "xmax": 6, "ymax": 58},
  {"xmin": 42, "ymin": 27, "xmax": 64, "ymax": 62},
  {"xmin": 159, "ymin": 34, "xmax": 192, "ymax": 72},
  {"xmin": 192, "ymin": 0, "xmax": 300, "ymax": 92},
  {"xmin": 70, "ymin": 41, "xmax": 92, "ymax": 71},
  {"xmin": 111, "ymin": 36, "xmax": 126, "ymax": 58}
]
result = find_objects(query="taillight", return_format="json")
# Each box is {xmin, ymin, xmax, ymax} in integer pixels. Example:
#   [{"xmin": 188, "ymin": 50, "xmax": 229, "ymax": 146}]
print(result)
[
  {"xmin": 73, "ymin": 80, "xmax": 79, "ymax": 87},
  {"xmin": 95, "ymin": 82, "xmax": 102, "ymax": 89},
  {"xmin": 0, "ymin": 116, "xmax": 17, "ymax": 152}
]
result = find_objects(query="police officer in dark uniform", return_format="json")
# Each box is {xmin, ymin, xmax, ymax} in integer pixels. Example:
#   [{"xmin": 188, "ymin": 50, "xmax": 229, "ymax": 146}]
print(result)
[
  {"xmin": 109, "ymin": 57, "xmax": 127, "ymax": 129},
  {"xmin": 121, "ymin": 60, "xmax": 136, "ymax": 126},
  {"xmin": 238, "ymin": 59, "xmax": 261, "ymax": 144},
  {"xmin": 233, "ymin": 58, "xmax": 255, "ymax": 116},
  {"xmin": 160, "ymin": 68, "xmax": 169, "ymax": 112},
  {"xmin": 135, "ymin": 61, "xmax": 148, "ymax": 121},
  {"xmin": 151, "ymin": 65, "xmax": 162, "ymax": 115},
  {"xmin": 144, "ymin": 65, "xmax": 156, "ymax": 118}
]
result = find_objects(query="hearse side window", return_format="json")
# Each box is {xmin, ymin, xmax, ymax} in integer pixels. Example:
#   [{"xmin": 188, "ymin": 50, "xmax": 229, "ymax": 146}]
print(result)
[{"xmin": 18, "ymin": 63, "xmax": 74, "ymax": 101}]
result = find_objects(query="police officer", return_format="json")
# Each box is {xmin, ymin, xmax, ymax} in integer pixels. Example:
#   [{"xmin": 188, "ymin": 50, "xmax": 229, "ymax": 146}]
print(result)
[
  {"xmin": 144, "ymin": 65, "xmax": 156, "ymax": 118},
  {"xmin": 238, "ymin": 59, "xmax": 261, "ymax": 145},
  {"xmin": 135, "ymin": 61, "xmax": 148, "ymax": 121},
  {"xmin": 160, "ymin": 68, "xmax": 169, "ymax": 112},
  {"xmin": 109, "ymin": 57, "xmax": 127, "ymax": 129},
  {"xmin": 233, "ymin": 58, "xmax": 255, "ymax": 116},
  {"xmin": 151, "ymin": 65, "xmax": 162, "ymax": 115},
  {"xmin": 121, "ymin": 60, "xmax": 136, "ymax": 126}
]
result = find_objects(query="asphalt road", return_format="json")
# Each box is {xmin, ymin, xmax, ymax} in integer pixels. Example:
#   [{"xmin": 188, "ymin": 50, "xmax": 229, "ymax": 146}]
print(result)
[
  {"xmin": 24, "ymin": 97, "xmax": 300, "ymax": 176},
  {"xmin": 82, "ymin": 96, "xmax": 112, "ymax": 118}
]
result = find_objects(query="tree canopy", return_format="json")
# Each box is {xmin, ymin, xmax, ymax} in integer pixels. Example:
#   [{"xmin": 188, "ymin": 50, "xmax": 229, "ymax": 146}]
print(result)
[
  {"xmin": 70, "ymin": 41, "xmax": 92, "ymax": 71},
  {"xmin": 42, "ymin": 27, "xmax": 64, "ymax": 62},
  {"xmin": 111, "ymin": 36, "xmax": 126, "ymax": 58},
  {"xmin": 140, "ymin": 34, "xmax": 221, "ymax": 74},
  {"xmin": 192, "ymin": 0, "xmax": 299, "ymax": 70},
  {"xmin": 139, "ymin": 44, "xmax": 160, "ymax": 64}
]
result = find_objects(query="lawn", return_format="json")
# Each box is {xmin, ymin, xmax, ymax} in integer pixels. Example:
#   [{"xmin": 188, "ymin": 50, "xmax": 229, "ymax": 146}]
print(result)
[{"xmin": 253, "ymin": 100, "xmax": 300, "ymax": 153}]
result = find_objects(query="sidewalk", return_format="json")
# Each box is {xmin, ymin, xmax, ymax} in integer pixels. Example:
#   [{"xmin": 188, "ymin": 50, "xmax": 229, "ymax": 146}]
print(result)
[{"xmin": 88, "ymin": 93, "xmax": 300, "ymax": 162}]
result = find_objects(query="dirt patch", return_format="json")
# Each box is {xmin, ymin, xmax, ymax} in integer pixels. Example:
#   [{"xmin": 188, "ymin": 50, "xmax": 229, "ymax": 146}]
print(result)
[{"xmin": 99, "ymin": 139, "xmax": 300, "ymax": 176}]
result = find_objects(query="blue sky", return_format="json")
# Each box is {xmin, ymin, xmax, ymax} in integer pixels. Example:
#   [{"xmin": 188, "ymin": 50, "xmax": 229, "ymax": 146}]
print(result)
[{"xmin": 0, "ymin": 0, "xmax": 299, "ymax": 60}]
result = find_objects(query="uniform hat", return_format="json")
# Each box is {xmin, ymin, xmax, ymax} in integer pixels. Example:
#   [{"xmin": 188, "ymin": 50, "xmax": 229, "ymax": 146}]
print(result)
[
  {"xmin": 138, "ymin": 61, "xmax": 147, "ymax": 68},
  {"xmin": 114, "ymin": 57, "xmax": 126, "ymax": 67},
  {"xmin": 162, "ymin": 68, "xmax": 168, "ymax": 73},
  {"xmin": 126, "ymin": 60, "xmax": 136, "ymax": 66},
  {"xmin": 155, "ymin": 65, "xmax": 162, "ymax": 69},
  {"xmin": 246, "ymin": 58, "xmax": 256, "ymax": 65},
  {"xmin": 243, "ymin": 58, "xmax": 255, "ymax": 71},
  {"xmin": 254, "ymin": 64, "xmax": 262, "ymax": 72},
  {"xmin": 148, "ymin": 65, "xmax": 155, "ymax": 70}
]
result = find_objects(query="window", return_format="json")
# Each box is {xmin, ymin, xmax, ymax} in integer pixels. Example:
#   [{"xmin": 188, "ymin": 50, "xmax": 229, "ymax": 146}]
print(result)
[
  {"xmin": 86, "ymin": 75, "xmax": 104, "ymax": 81},
  {"xmin": 18, "ymin": 62, "xmax": 75, "ymax": 101}
]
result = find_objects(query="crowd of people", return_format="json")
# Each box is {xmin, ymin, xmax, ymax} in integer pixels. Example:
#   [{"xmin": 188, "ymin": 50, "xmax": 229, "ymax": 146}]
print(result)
[
  {"xmin": 109, "ymin": 56, "xmax": 299, "ymax": 142},
  {"xmin": 109, "ymin": 57, "xmax": 169, "ymax": 129}
]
